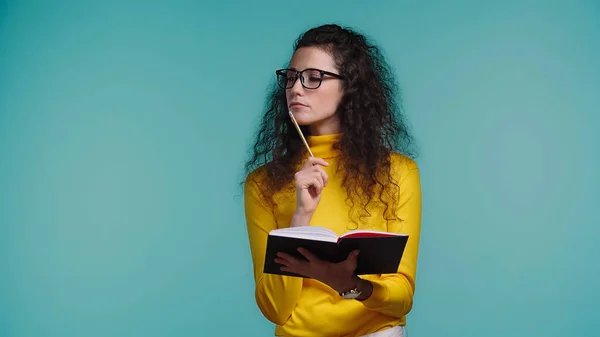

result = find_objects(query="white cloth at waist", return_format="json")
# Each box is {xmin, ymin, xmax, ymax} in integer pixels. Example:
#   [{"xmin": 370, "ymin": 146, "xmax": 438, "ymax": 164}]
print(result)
[{"xmin": 361, "ymin": 325, "xmax": 405, "ymax": 337}]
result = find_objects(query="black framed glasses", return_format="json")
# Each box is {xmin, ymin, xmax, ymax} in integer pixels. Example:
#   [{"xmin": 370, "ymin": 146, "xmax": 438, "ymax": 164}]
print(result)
[{"xmin": 275, "ymin": 68, "xmax": 344, "ymax": 89}]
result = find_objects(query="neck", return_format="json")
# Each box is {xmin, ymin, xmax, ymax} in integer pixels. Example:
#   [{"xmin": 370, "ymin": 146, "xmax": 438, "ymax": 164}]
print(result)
[
  {"xmin": 309, "ymin": 115, "xmax": 341, "ymax": 135},
  {"xmin": 306, "ymin": 133, "xmax": 342, "ymax": 159}
]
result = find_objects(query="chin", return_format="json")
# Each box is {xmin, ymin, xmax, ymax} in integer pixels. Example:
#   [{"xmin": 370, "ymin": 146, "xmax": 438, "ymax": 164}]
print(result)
[{"xmin": 289, "ymin": 110, "xmax": 315, "ymax": 125}]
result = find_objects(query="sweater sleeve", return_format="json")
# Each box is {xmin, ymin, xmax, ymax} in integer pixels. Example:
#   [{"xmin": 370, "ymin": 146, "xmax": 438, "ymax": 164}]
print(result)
[
  {"xmin": 244, "ymin": 173, "xmax": 303, "ymax": 326},
  {"xmin": 359, "ymin": 157, "xmax": 422, "ymax": 318}
]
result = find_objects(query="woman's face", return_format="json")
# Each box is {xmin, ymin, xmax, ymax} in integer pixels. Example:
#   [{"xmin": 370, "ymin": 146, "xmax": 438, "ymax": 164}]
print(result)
[{"xmin": 285, "ymin": 46, "xmax": 344, "ymax": 135}]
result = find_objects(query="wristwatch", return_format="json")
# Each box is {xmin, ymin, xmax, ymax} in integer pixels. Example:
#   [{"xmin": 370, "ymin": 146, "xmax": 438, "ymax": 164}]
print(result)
[
  {"xmin": 340, "ymin": 287, "xmax": 362, "ymax": 299},
  {"xmin": 339, "ymin": 275, "xmax": 362, "ymax": 299}
]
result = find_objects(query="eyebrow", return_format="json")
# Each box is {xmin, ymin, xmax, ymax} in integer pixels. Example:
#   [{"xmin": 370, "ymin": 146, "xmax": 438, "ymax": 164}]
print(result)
[{"xmin": 286, "ymin": 67, "xmax": 329, "ymax": 72}]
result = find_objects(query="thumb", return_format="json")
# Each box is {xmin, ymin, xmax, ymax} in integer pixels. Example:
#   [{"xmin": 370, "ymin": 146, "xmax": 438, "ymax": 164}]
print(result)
[{"xmin": 346, "ymin": 250, "xmax": 359, "ymax": 265}]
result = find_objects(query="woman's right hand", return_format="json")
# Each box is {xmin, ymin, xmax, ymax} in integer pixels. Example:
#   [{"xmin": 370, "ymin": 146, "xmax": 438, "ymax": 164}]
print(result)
[{"xmin": 291, "ymin": 157, "xmax": 329, "ymax": 226}]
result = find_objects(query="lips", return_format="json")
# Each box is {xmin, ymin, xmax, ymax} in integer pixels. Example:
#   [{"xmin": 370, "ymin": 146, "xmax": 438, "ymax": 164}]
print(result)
[{"xmin": 289, "ymin": 102, "xmax": 308, "ymax": 108}]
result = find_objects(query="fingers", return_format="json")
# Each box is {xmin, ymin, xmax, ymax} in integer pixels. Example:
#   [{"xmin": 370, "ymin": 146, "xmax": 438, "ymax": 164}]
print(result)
[
  {"xmin": 302, "ymin": 156, "xmax": 329, "ymax": 169},
  {"xmin": 297, "ymin": 247, "xmax": 319, "ymax": 262},
  {"xmin": 275, "ymin": 251, "xmax": 309, "ymax": 276},
  {"xmin": 346, "ymin": 250, "xmax": 359, "ymax": 261},
  {"xmin": 314, "ymin": 165, "xmax": 328, "ymax": 187},
  {"xmin": 295, "ymin": 164, "xmax": 328, "ymax": 191},
  {"xmin": 295, "ymin": 173, "xmax": 322, "ymax": 194},
  {"xmin": 310, "ymin": 174, "xmax": 325, "ymax": 195},
  {"xmin": 276, "ymin": 248, "xmax": 319, "ymax": 264},
  {"xmin": 275, "ymin": 252, "xmax": 299, "ymax": 268},
  {"xmin": 342, "ymin": 250, "xmax": 360, "ymax": 270}
]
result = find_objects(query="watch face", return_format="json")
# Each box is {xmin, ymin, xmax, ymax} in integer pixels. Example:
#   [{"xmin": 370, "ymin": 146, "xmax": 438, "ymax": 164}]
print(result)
[{"xmin": 342, "ymin": 290, "xmax": 361, "ymax": 299}]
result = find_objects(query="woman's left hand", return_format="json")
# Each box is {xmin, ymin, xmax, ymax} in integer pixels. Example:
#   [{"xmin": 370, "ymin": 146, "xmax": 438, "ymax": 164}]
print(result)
[{"xmin": 275, "ymin": 248, "xmax": 360, "ymax": 293}]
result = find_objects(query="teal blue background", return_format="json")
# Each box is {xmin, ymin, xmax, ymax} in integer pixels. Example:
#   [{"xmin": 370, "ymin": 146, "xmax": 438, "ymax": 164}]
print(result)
[{"xmin": 1, "ymin": 1, "xmax": 599, "ymax": 336}]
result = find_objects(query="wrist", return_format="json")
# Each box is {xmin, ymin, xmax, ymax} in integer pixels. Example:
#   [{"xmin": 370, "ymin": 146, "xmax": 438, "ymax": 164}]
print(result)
[
  {"xmin": 291, "ymin": 210, "xmax": 313, "ymax": 227},
  {"xmin": 332, "ymin": 274, "xmax": 359, "ymax": 294},
  {"xmin": 335, "ymin": 275, "xmax": 373, "ymax": 301},
  {"xmin": 355, "ymin": 278, "xmax": 373, "ymax": 301}
]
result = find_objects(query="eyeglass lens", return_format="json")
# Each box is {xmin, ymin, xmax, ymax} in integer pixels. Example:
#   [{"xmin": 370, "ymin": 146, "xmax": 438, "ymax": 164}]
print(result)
[{"xmin": 278, "ymin": 69, "xmax": 323, "ymax": 89}]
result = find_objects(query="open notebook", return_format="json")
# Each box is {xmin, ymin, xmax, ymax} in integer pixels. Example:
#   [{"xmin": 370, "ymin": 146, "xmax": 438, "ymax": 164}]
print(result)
[{"xmin": 263, "ymin": 226, "xmax": 409, "ymax": 277}]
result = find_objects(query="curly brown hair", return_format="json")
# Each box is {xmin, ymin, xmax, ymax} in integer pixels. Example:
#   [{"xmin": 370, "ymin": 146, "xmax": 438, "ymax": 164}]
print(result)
[{"xmin": 244, "ymin": 24, "xmax": 417, "ymax": 227}]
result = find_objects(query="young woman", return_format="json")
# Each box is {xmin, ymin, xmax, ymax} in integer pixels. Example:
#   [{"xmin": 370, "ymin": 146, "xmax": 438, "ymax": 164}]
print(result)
[{"xmin": 243, "ymin": 24, "xmax": 422, "ymax": 337}]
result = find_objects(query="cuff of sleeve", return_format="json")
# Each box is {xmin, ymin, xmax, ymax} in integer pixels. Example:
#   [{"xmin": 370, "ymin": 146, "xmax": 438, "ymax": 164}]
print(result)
[{"xmin": 359, "ymin": 279, "xmax": 389, "ymax": 309}]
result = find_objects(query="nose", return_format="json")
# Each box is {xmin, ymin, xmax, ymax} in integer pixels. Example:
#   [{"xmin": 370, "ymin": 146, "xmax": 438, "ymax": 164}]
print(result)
[{"xmin": 288, "ymin": 75, "xmax": 305, "ymax": 96}]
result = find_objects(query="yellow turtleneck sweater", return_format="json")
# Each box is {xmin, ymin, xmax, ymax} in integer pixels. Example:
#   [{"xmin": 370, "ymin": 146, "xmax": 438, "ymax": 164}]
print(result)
[{"xmin": 244, "ymin": 133, "xmax": 422, "ymax": 337}]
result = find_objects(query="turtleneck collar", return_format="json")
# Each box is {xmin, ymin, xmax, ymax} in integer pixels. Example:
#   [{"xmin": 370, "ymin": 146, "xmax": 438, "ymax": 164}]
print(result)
[{"xmin": 307, "ymin": 133, "xmax": 342, "ymax": 159}]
